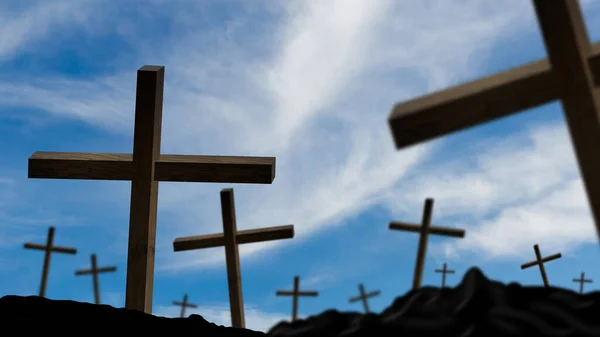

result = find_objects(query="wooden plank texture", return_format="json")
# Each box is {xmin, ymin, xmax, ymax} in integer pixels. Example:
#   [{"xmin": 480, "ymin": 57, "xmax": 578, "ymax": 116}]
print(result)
[
  {"xmin": 389, "ymin": 222, "xmax": 465, "ymax": 238},
  {"xmin": 220, "ymin": 188, "xmax": 245, "ymax": 328},
  {"xmin": 388, "ymin": 41, "xmax": 600, "ymax": 150},
  {"xmin": 173, "ymin": 225, "xmax": 294, "ymax": 251},
  {"xmin": 124, "ymin": 65, "xmax": 163, "ymax": 313},
  {"xmin": 532, "ymin": 0, "xmax": 600, "ymax": 245},
  {"xmin": 29, "ymin": 152, "xmax": 276, "ymax": 184}
]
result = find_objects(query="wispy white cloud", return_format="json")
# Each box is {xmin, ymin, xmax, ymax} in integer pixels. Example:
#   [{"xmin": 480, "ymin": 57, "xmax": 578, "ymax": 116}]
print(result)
[
  {"xmin": 1, "ymin": 0, "xmax": 597, "ymax": 277},
  {"xmin": 384, "ymin": 122, "xmax": 595, "ymax": 261},
  {"xmin": 0, "ymin": 0, "xmax": 109, "ymax": 61}
]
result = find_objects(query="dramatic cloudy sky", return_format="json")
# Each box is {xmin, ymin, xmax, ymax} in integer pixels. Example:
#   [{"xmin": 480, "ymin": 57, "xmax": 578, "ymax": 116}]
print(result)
[{"xmin": 2, "ymin": 0, "xmax": 600, "ymax": 332}]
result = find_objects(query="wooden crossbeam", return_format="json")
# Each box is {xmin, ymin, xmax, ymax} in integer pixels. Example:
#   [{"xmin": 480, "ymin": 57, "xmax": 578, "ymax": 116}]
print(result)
[
  {"xmin": 348, "ymin": 283, "xmax": 380, "ymax": 313},
  {"xmin": 520, "ymin": 244, "xmax": 562, "ymax": 287},
  {"xmin": 75, "ymin": 254, "xmax": 117, "ymax": 304},
  {"xmin": 389, "ymin": 198, "xmax": 465, "ymax": 290},
  {"xmin": 276, "ymin": 276, "xmax": 319, "ymax": 322},
  {"xmin": 434, "ymin": 262, "xmax": 455, "ymax": 288},
  {"xmin": 572, "ymin": 272, "xmax": 593, "ymax": 294},
  {"xmin": 24, "ymin": 226, "xmax": 77, "ymax": 297},
  {"xmin": 172, "ymin": 188, "xmax": 294, "ymax": 328},
  {"xmin": 173, "ymin": 225, "xmax": 293, "ymax": 251},
  {"xmin": 173, "ymin": 293, "xmax": 198, "ymax": 318},
  {"xmin": 27, "ymin": 65, "xmax": 278, "ymax": 313},
  {"xmin": 387, "ymin": 0, "xmax": 600, "ymax": 243},
  {"xmin": 29, "ymin": 152, "xmax": 275, "ymax": 183}
]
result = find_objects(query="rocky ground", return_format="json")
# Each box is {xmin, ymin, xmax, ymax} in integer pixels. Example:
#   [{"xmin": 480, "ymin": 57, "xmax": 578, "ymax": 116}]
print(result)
[{"xmin": 2, "ymin": 268, "xmax": 599, "ymax": 336}]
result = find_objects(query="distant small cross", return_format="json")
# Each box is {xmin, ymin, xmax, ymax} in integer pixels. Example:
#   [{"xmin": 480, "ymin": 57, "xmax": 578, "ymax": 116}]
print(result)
[
  {"xmin": 173, "ymin": 294, "xmax": 198, "ymax": 318},
  {"xmin": 389, "ymin": 198, "xmax": 465, "ymax": 290},
  {"xmin": 276, "ymin": 276, "xmax": 319, "ymax": 322},
  {"xmin": 348, "ymin": 283, "xmax": 380, "ymax": 313},
  {"xmin": 520, "ymin": 244, "xmax": 562, "ymax": 287},
  {"xmin": 572, "ymin": 272, "xmax": 593, "ymax": 294},
  {"xmin": 435, "ymin": 262, "xmax": 455, "ymax": 288},
  {"xmin": 75, "ymin": 254, "xmax": 117, "ymax": 304},
  {"xmin": 24, "ymin": 226, "xmax": 77, "ymax": 297}
]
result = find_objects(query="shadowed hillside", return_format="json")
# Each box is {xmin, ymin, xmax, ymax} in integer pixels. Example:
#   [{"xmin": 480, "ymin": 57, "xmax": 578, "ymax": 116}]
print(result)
[{"xmin": 2, "ymin": 268, "xmax": 600, "ymax": 336}]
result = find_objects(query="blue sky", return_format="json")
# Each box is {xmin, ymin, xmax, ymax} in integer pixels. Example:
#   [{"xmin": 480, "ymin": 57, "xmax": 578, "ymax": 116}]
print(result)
[{"xmin": 2, "ymin": 0, "xmax": 600, "ymax": 332}]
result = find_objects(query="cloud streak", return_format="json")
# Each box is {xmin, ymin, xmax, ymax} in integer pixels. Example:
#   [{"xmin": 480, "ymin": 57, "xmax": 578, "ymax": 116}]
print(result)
[{"xmin": 1, "ymin": 0, "xmax": 598, "ymax": 278}]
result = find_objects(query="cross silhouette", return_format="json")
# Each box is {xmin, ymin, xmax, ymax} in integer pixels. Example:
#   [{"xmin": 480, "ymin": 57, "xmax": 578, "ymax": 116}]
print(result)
[
  {"xmin": 520, "ymin": 244, "xmax": 562, "ymax": 287},
  {"xmin": 572, "ymin": 272, "xmax": 593, "ymax": 294},
  {"xmin": 173, "ymin": 294, "xmax": 198, "ymax": 318},
  {"xmin": 348, "ymin": 283, "xmax": 380, "ymax": 313},
  {"xmin": 276, "ymin": 276, "xmax": 318, "ymax": 322},
  {"xmin": 24, "ymin": 226, "xmax": 77, "ymax": 297},
  {"xmin": 389, "ymin": 198, "xmax": 465, "ymax": 290},
  {"xmin": 75, "ymin": 254, "xmax": 117, "ymax": 304},
  {"xmin": 434, "ymin": 262, "xmax": 455, "ymax": 288}
]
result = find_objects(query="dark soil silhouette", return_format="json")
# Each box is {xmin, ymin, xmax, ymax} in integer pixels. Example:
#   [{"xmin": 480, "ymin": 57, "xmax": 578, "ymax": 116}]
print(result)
[
  {"xmin": 268, "ymin": 268, "xmax": 600, "ymax": 336},
  {"xmin": 2, "ymin": 268, "xmax": 599, "ymax": 336},
  {"xmin": 0, "ymin": 295, "xmax": 264, "ymax": 335}
]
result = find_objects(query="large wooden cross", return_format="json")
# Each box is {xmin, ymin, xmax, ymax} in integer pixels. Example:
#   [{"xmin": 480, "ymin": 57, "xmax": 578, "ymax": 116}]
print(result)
[
  {"xmin": 434, "ymin": 262, "xmax": 455, "ymax": 288},
  {"xmin": 387, "ymin": 0, "xmax": 600, "ymax": 241},
  {"xmin": 27, "ymin": 66, "xmax": 276, "ymax": 313},
  {"xmin": 24, "ymin": 226, "xmax": 77, "ymax": 297},
  {"xmin": 520, "ymin": 244, "xmax": 562, "ymax": 287},
  {"xmin": 75, "ymin": 253, "xmax": 117, "ymax": 304},
  {"xmin": 173, "ymin": 188, "xmax": 294, "ymax": 329},
  {"xmin": 572, "ymin": 271, "xmax": 593, "ymax": 294},
  {"xmin": 389, "ymin": 198, "xmax": 465, "ymax": 290},
  {"xmin": 276, "ymin": 276, "xmax": 319, "ymax": 322},
  {"xmin": 173, "ymin": 293, "xmax": 198, "ymax": 318},
  {"xmin": 348, "ymin": 283, "xmax": 380, "ymax": 313}
]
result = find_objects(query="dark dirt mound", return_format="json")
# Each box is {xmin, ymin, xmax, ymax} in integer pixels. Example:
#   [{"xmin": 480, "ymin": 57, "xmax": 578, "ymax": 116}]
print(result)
[
  {"xmin": 267, "ymin": 268, "xmax": 600, "ymax": 337},
  {"xmin": 3, "ymin": 268, "xmax": 600, "ymax": 336},
  {"xmin": 0, "ymin": 295, "xmax": 264, "ymax": 335}
]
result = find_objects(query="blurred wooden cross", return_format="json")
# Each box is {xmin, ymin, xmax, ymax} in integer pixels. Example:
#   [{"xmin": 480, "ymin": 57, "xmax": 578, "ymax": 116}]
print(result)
[
  {"xmin": 173, "ymin": 294, "xmax": 198, "ymax": 318},
  {"xmin": 572, "ymin": 272, "xmax": 593, "ymax": 294},
  {"xmin": 387, "ymin": 0, "xmax": 600, "ymax": 242},
  {"xmin": 173, "ymin": 188, "xmax": 294, "ymax": 328},
  {"xmin": 27, "ymin": 65, "xmax": 277, "ymax": 313},
  {"xmin": 348, "ymin": 283, "xmax": 380, "ymax": 313},
  {"xmin": 276, "ymin": 276, "xmax": 319, "ymax": 322},
  {"xmin": 75, "ymin": 253, "xmax": 117, "ymax": 304},
  {"xmin": 24, "ymin": 226, "xmax": 77, "ymax": 298},
  {"xmin": 389, "ymin": 198, "xmax": 465, "ymax": 290},
  {"xmin": 520, "ymin": 244, "xmax": 562, "ymax": 287},
  {"xmin": 435, "ymin": 262, "xmax": 455, "ymax": 288}
]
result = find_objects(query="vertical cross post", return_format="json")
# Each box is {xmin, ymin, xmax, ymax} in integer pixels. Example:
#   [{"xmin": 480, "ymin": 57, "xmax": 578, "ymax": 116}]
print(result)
[
  {"xmin": 221, "ymin": 189, "xmax": 244, "ymax": 328},
  {"xmin": 173, "ymin": 293, "xmax": 198, "ymax": 318},
  {"xmin": 389, "ymin": 198, "xmax": 465, "ymax": 290},
  {"xmin": 125, "ymin": 65, "xmax": 163, "ymax": 313},
  {"xmin": 533, "ymin": 0, "xmax": 600, "ymax": 244},
  {"xmin": 348, "ymin": 283, "xmax": 380, "ymax": 313},
  {"xmin": 75, "ymin": 253, "xmax": 117, "ymax": 304},
  {"xmin": 572, "ymin": 272, "xmax": 593, "ymax": 294},
  {"xmin": 520, "ymin": 244, "xmax": 562, "ymax": 287},
  {"xmin": 24, "ymin": 226, "xmax": 77, "ymax": 297},
  {"xmin": 434, "ymin": 263, "xmax": 455, "ymax": 288},
  {"xmin": 276, "ymin": 276, "xmax": 319, "ymax": 321}
]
